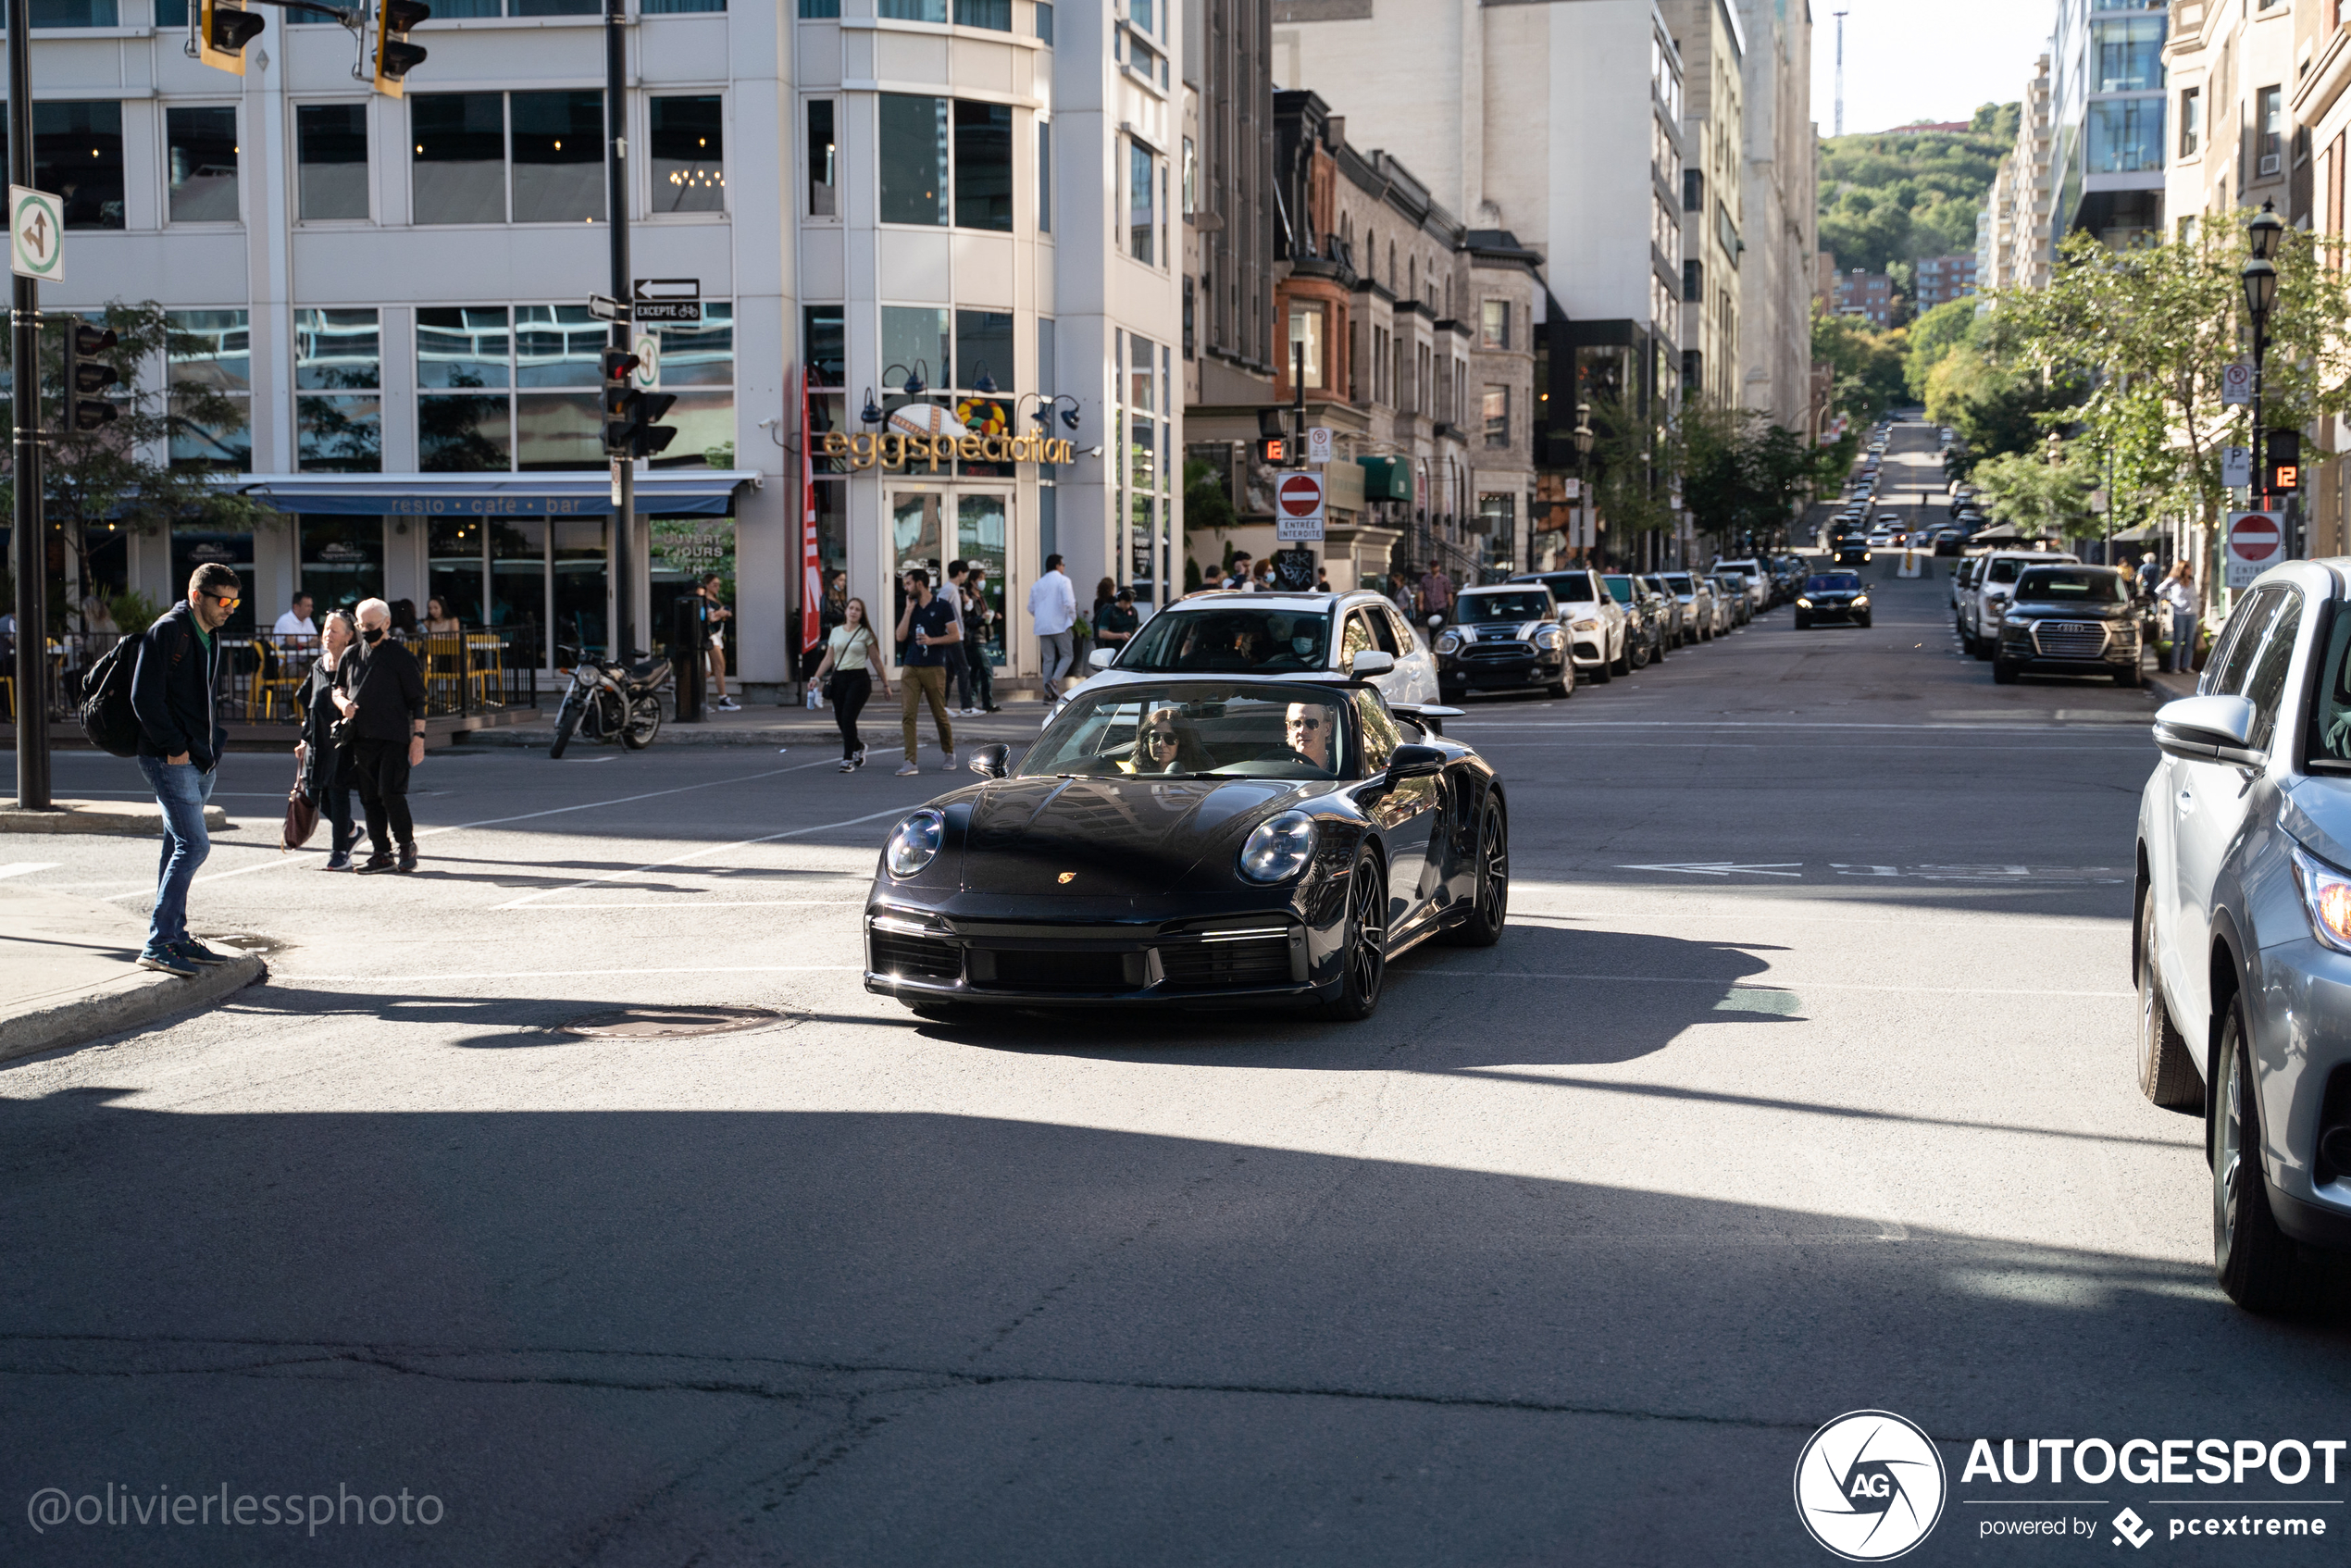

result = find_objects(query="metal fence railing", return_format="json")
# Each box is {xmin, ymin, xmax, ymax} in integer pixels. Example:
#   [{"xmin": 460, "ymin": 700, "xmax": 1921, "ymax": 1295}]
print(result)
[{"xmin": 7, "ymin": 622, "xmax": 539, "ymax": 727}]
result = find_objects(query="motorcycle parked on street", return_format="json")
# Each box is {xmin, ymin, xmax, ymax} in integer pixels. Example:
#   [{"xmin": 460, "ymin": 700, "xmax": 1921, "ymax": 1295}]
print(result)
[{"xmin": 548, "ymin": 644, "xmax": 672, "ymax": 758}]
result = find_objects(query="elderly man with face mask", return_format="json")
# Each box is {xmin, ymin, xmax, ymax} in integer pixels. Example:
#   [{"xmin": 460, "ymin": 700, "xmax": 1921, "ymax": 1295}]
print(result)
[{"xmin": 334, "ymin": 597, "xmax": 429, "ymax": 873}]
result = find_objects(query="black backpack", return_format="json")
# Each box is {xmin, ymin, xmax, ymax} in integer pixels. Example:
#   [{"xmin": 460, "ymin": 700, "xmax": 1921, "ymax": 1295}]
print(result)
[{"xmin": 78, "ymin": 635, "xmax": 144, "ymax": 757}]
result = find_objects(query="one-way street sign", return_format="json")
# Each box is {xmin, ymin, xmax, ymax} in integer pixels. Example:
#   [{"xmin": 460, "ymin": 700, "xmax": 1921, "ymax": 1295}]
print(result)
[
  {"xmin": 587, "ymin": 293, "xmax": 628, "ymax": 323},
  {"xmin": 631, "ymin": 279, "xmax": 702, "ymax": 323}
]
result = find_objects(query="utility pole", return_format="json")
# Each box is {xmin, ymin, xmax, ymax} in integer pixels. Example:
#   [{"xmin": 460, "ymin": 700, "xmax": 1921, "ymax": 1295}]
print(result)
[
  {"xmin": 10, "ymin": 0, "xmax": 52, "ymax": 811},
  {"xmin": 1833, "ymin": 11, "xmax": 1847, "ymax": 138},
  {"xmin": 604, "ymin": 0, "xmax": 636, "ymax": 659}
]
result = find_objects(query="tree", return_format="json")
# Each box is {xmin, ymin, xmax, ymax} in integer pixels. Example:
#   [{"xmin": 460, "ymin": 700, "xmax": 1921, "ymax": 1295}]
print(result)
[
  {"xmin": 1812, "ymin": 305, "xmax": 1908, "ymax": 421},
  {"xmin": 1903, "ymin": 297, "xmax": 1977, "ymax": 400},
  {"xmin": 1680, "ymin": 403, "xmax": 1817, "ymax": 551},
  {"xmin": 1, "ymin": 299, "xmax": 278, "ymax": 632},
  {"xmin": 1924, "ymin": 343, "xmax": 2085, "ymax": 476},
  {"xmin": 1970, "ymin": 448, "xmax": 2097, "ymax": 539}
]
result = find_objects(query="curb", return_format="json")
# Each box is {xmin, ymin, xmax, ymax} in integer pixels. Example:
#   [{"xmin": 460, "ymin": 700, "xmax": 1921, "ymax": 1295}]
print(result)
[
  {"xmin": 0, "ymin": 800, "xmax": 232, "ymax": 835},
  {"xmin": 0, "ymin": 954, "xmax": 267, "ymax": 1066}
]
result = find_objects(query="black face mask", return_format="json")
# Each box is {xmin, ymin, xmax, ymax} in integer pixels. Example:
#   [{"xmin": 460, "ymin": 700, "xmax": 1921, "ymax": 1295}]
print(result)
[{"xmin": 361, "ymin": 627, "xmax": 384, "ymax": 645}]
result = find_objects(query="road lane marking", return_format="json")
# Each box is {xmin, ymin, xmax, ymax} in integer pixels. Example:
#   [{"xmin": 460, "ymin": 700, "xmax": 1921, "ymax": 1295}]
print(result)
[
  {"xmin": 272, "ymin": 964, "xmax": 863, "ymax": 984},
  {"xmin": 96, "ymin": 756, "xmax": 874, "ymax": 901},
  {"xmin": 498, "ymin": 899, "xmax": 865, "ymax": 910},
  {"xmin": 0, "ymin": 862, "xmax": 61, "ymax": 879},
  {"xmin": 491, "ymin": 804, "xmax": 914, "ymax": 909},
  {"xmin": 1616, "ymin": 862, "xmax": 1803, "ymax": 877}
]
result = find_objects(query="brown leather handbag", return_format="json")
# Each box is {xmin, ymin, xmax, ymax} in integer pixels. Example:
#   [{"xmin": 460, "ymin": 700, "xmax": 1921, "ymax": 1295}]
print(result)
[{"xmin": 281, "ymin": 755, "xmax": 320, "ymax": 852}]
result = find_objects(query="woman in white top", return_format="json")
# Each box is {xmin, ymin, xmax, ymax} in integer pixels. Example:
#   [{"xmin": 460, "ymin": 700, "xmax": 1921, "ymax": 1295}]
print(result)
[
  {"xmin": 2158, "ymin": 562, "xmax": 2198, "ymax": 675},
  {"xmin": 810, "ymin": 597, "xmax": 890, "ymax": 770}
]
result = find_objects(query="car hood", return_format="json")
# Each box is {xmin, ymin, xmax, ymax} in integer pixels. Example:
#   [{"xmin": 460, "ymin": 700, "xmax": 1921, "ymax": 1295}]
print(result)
[{"xmin": 958, "ymin": 775, "xmax": 1312, "ymax": 894}]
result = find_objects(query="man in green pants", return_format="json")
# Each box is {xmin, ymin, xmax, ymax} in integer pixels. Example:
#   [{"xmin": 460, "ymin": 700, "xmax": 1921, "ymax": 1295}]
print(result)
[{"xmin": 894, "ymin": 565, "xmax": 960, "ymax": 775}]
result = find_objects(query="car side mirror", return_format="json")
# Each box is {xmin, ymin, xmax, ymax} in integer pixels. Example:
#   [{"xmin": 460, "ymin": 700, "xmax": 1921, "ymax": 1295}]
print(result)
[
  {"xmin": 1087, "ymin": 647, "xmax": 1116, "ymax": 670},
  {"xmin": 1350, "ymin": 650, "xmax": 1395, "ymax": 677},
  {"xmin": 969, "ymin": 742, "xmax": 1012, "ymax": 778},
  {"xmin": 1387, "ymin": 742, "xmax": 1445, "ymax": 781},
  {"xmin": 2154, "ymin": 695, "xmax": 2262, "ymax": 766}
]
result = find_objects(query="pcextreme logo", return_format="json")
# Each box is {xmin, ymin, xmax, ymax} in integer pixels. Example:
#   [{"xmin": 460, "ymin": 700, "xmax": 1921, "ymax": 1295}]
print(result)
[{"xmin": 1795, "ymin": 1410, "xmax": 1949, "ymax": 1562}]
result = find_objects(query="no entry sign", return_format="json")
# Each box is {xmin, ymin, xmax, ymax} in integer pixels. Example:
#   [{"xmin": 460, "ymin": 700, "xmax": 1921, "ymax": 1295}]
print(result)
[
  {"xmin": 2226, "ymin": 510, "xmax": 2283, "ymax": 589},
  {"xmin": 1275, "ymin": 471, "xmax": 1326, "ymax": 541}
]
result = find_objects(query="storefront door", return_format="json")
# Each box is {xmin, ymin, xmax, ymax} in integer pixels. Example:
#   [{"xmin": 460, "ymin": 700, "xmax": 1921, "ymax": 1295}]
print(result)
[{"xmin": 888, "ymin": 487, "xmax": 1010, "ymax": 668}]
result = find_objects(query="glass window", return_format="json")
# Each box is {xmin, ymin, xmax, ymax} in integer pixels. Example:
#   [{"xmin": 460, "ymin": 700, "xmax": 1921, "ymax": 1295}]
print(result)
[
  {"xmin": 28, "ymin": 0, "xmax": 117, "ymax": 24},
  {"xmin": 648, "ymin": 303, "xmax": 732, "ymax": 385},
  {"xmin": 19, "ymin": 102, "xmax": 126, "ymax": 230},
  {"xmin": 515, "ymin": 304, "xmax": 603, "ymax": 386},
  {"xmin": 1683, "ymin": 258, "xmax": 1702, "ymax": 302},
  {"xmin": 804, "ymin": 305, "xmax": 844, "ymax": 387},
  {"xmin": 411, "ymin": 93, "xmax": 506, "ymax": 225},
  {"xmin": 296, "ymin": 103, "xmax": 369, "ymax": 221},
  {"xmin": 2259, "ymin": 85, "xmax": 2283, "ymax": 156},
  {"xmin": 642, "ymin": 0, "xmax": 723, "ymax": 13},
  {"xmin": 806, "ymin": 99, "xmax": 836, "ymax": 217},
  {"xmin": 1129, "ymin": 0, "xmax": 1152, "ymax": 33},
  {"xmin": 418, "ymin": 306, "xmax": 510, "ymax": 471},
  {"xmin": 1129, "ymin": 140, "xmax": 1153, "ymax": 262},
  {"xmin": 417, "ymin": 305, "xmax": 510, "ymax": 389},
  {"xmin": 2207, "ymin": 588, "xmax": 2283, "ymax": 697},
  {"xmin": 878, "ymin": 94, "xmax": 949, "ymax": 225},
  {"xmin": 2180, "ymin": 88, "xmax": 2201, "ymax": 157},
  {"xmin": 2087, "ymin": 98, "xmax": 2163, "ymax": 174},
  {"xmin": 799, "ymin": 0, "xmax": 838, "ymax": 14},
  {"xmin": 552, "ymin": 517, "xmax": 608, "ymax": 653},
  {"xmin": 952, "ymin": 100, "xmax": 1012, "ymax": 230},
  {"xmin": 165, "ymin": 106, "xmax": 238, "ymax": 223},
  {"xmin": 509, "ymin": 0, "xmax": 595, "ymax": 16},
  {"xmin": 1480, "ymin": 299, "xmax": 1509, "ymax": 348},
  {"xmin": 295, "ymin": 308, "xmax": 381, "ymax": 472},
  {"xmin": 953, "ymin": 309, "xmax": 1013, "ymax": 391},
  {"xmin": 2245, "ymin": 592, "xmax": 2304, "ymax": 752},
  {"xmin": 1037, "ymin": 118, "xmax": 1051, "ymax": 232},
  {"xmin": 420, "ymin": 392, "xmax": 512, "ymax": 470},
  {"xmin": 429, "ymin": 518, "xmax": 488, "ymax": 627},
  {"xmin": 2093, "ymin": 18, "xmax": 2164, "ymax": 93},
  {"xmin": 167, "ymin": 309, "xmax": 250, "ymax": 471},
  {"xmin": 953, "ymin": 0, "xmax": 1008, "ymax": 25},
  {"xmin": 509, "ymin": 90, "xmax": 603, "ymax": 222},
  {"xmin": 299, "ymin": 518, "xmax": 385, "ymax": 613},
  {"xmin": 650, "ymin": 95, "xmax": 723, "ymax": 212},
  {"xmin": 516, "ymin": 393, "xmax": 603, "ymax": 469},
  {"xmin": 1683, "ymin": 168, "xmax": 1701, "ymax": 211},
  {"xmin": 1287, "ymin": 303, "xmax": 1323, "ymax": 388},
  {"xmin": 490, "ymin": 520, "xmax": 547, "ymax": 648},
  {"xmin": 1483, "ymin": 384, "xmax": 1509, "ymax": 446},
  {"xmin": 1038, "ymin": 316, "xmax": 1055, "ymax": 396},
  {"xmin": 1034, "ymin": 0, "xmax": 1051, "ymax": 42},
  {"xmin": 877, "ymin": 0, "xmax": 946, "ymax": 18},
  {"xmin": 881, "ymin": 305, "xmax": 951, "ymax": 392}
]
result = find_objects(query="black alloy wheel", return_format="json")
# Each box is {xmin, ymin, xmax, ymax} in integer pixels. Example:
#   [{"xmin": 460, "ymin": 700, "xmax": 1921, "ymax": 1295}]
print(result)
[
  {"xmin": 1627, "ymin": 633, "xmax": 1650, "ymax": 671},
  {"xmin": 2213, "ymin": 998, "xmax": 2303, "ymax": 1313},
  {"xmin": 2135, "ymin": 892, "xmax": 2202, "ymax": 1112},
  {"xmin": 1319, "ymin": 849, "xmax": 1389, "ymax": 1021},
  {"xmin": 1441, "ymin": 801, "xmax": 1509, "ymax": 948},
  {"xmin": 1611, "ymin": 633, "xmax": 1632, "ymax": 677}
]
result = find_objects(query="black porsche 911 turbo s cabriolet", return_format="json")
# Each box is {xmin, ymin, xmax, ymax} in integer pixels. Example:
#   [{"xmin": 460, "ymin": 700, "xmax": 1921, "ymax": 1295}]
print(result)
[{"xmin": 864, "ymin": 673, "xmax": 1509, "ymax": 1023}]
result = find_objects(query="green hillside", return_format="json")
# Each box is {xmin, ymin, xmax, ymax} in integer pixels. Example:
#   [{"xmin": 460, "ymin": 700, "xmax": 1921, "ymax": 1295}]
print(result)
[{"xmin": 1817, "ymin": 103, "xmax": 2020, "ymax": 286}]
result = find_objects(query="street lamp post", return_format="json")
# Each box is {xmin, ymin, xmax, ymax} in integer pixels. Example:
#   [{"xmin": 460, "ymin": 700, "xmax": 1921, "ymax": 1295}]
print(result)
[
  {"xmin": 2244, "ymin": 200, "xmax": 2284, "ymax": 564},
  {"xmin": 1573, "ymin": 402, "xmax": 1596, "ymax": 565}
]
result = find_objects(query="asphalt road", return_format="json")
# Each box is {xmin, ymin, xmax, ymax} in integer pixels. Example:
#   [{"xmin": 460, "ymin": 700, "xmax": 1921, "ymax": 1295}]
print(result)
[{"xmin": 5, "ymin": 532, "xmax": 2348, "ymax": 1565}]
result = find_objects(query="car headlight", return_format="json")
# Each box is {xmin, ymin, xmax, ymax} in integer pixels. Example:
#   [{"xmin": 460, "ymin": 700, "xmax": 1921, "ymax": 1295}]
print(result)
[
  {"xmin": 1570, "ymin": 618, "xmax": 1600, "ymax": 633},
  {"xmin": 1851, "ymin": 594, "xmax": 1869, "ymax": 607},
  {"xmin": 1238, "ymin": 811, "xmax": 1317, "ymax": 884},
  {"xmin": 1437, "ymin": 631, "xmax": 1461, "ymax": 654},
  {"xmin": 1796, "ymin": 597, "xmax": 1812, "ymax": 608},
  {"xmin": 884, "ymin": 809, "xmax": 945, "ymax": 878},
  {"xmin": 1536, "ymin": 626, "xmax": 1566, "ymax": 649},
  {"xmin": 2292, "ymin": 842, "xmax": 2351, "ymax": 952}
]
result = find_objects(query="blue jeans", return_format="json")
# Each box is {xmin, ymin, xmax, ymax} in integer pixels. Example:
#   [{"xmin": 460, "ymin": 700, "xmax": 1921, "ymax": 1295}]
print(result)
[
  {"xmin": 137, "ymin": 756, "xmax": 216, "ymax": 952},
  {"xmin": 2170, "ymin": 609, "xmax": 2198, "ymax": 674}
]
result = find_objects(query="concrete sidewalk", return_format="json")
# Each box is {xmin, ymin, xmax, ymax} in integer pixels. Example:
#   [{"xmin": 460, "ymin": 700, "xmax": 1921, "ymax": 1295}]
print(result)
[
  {"xmin": 0, "ymin": 797, "xmax": 232, "ymax": 835},
  {"xmin": 460, "ymin": 693, "xmax": 1053, "ymax": 749},
  {"xmin": 0, "ymin": 883, "xmax": 267, "ymax": 1065}
]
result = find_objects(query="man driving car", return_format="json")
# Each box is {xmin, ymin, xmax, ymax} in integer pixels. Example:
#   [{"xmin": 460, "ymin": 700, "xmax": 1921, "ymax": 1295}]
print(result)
[{"xmin": 1285, "ymin": 700, "xmax": 1335, "ymax": 770}]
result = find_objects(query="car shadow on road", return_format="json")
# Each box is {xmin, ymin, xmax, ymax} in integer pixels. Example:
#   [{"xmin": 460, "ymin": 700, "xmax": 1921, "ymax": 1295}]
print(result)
[{"xmin": 942, "ymin": 922, "xmax": 1795, "ymax": 1073}]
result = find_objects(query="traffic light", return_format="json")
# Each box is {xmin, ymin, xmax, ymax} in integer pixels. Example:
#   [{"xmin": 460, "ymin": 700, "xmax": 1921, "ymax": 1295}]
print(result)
[
  {"xmin": 601, "ymin": 347, "xmax": 678, "ymax": 460},
  {"xmin": 195, "ymin": 0, "xmax": 265, "ymax": 73},
  {"xmin": 2265, "ymin": 429, "xmax": 2302, "ymax": 493},
  {"xmin": 1259, "ymin": 436, "xmax": 1286, "ymax": 464},
  {"xmin": 371, "ymin": 0, "xmax": 429, "ymax": 96},
  {"xmin": 58, "ymin": 321, "xmax": 120, "ymax": 434}
]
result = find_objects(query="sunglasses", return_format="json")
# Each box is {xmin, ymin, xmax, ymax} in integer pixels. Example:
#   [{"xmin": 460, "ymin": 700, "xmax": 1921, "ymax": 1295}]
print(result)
[
  {"xmin": 1287, "ymin": 716, "xmax": 1325, "ymax": 731},
  {"xmin": 1147, "ymin": 729, "xmax": 1179, "ymax": 746},
  {"xmin": 206, "ymin": 594, "xmax": 241, "ymax": 609}
]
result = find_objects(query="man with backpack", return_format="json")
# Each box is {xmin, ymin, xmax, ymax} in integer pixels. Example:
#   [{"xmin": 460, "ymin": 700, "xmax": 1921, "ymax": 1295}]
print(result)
[{"xmin": 127, "ymin": 564, "xmax": 241, "ymax": 977}]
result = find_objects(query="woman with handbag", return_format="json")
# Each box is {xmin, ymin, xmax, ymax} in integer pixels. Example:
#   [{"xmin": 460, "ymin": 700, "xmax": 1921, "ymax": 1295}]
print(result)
[
  {"xmin": 809, "ymin": 597, "xmax": 889, "ymax": 772},
  {"xmin": 293, "ymin": 609, "xmax": 361, "ymax": 869}
]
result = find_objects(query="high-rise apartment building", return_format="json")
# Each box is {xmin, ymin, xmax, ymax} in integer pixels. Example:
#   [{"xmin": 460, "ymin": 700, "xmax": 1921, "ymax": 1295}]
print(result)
[
  {"xmin": 2051, "ymin": 0, "xmax": 2166, "ymax": 245},
  {"xmin": 1732, "ymin": 0, "xmax": 1815, "ymax": 434},
  {"xmin": 1912, "ymin": 254, "xmax": 1978, "ymax": 309},
  {"xmin": 1661, "ymin": 0, "xmax": 1743, "ymax": 409}
]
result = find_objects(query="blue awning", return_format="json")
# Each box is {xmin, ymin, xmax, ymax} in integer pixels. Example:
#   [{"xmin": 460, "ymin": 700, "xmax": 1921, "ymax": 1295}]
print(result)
[{"xmin": 217, "ymin": 470, "xmax": 764, "ymax": 518}]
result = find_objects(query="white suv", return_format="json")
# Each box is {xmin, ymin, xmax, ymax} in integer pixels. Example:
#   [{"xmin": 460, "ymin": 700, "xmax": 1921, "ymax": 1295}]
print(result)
[
  {"xmin": 1967, "ymin": 550, "xmax": 2080, "ymax": 661},
  {"xmin": 1712, "ymin": 558, "xmax": 1771, "ymax": 612}
]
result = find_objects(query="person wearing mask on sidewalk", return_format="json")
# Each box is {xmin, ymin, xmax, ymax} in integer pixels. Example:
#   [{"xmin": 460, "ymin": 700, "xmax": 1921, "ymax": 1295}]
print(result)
[
  {"xmin": 2158, "ymin": 563, "xmax": 2199, "ymax": 676},
  {"xmin": 811, "ymin": 596, "xmax": 889, "ymax": 771},
  {"xmin": 958, "ymin": 566, "xmax": 999, "ymax": 714},
  {"xmin": 1095, "ymin": 586, "xmax": 1140, "ymax": 661},
  {"xmin": 128, "ymin": 564, "xmax": 241, "ymax": 976},
  {"xmin": 1028, "ymin": 553, "xmax": 1077, "ymax": 701},
  {"xmin": 335, "ymin": 597, "xmax": 429, "ymax": 874},
  {"xmin": 895, "ymin": 566, "xmax": 960, "ymax": 775},
  {"xmin": 1419, "ymin": 560, "xmax": 1455, "ymax": 628},
  {"xmin": 296, "ymin": 609, "xmax": 363, "ymax": 870}
]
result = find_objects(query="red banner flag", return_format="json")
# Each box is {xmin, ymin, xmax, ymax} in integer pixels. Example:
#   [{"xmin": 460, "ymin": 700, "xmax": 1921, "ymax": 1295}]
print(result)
[{"xmin": 801, "ymin": 370, "xmax": 821, "ymax": 655}]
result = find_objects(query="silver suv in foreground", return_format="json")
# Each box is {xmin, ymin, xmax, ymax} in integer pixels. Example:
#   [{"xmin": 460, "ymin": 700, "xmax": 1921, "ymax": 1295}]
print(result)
[{"xmin": 2137, "ymin": 558, "xmax": 2351, "ymax": 1311}]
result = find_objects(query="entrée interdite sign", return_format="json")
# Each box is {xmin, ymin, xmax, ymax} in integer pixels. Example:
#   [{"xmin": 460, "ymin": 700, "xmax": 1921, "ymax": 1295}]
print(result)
[{"xmin": 819, "ymin": 429, "xmax": 1082, "ymax": 472}]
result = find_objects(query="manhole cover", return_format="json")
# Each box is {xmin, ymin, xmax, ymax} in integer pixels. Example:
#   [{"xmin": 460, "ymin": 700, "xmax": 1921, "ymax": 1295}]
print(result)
[{"xmin": 554, "ymin": 1005, "xmax": 790, "ymax": 1039}]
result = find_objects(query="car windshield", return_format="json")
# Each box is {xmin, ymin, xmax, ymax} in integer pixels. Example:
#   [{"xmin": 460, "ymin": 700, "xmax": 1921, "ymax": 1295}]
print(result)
[
  {"xmin": 1601, "ymin": 575, "xmax": 1636, "ymax": 604},
  {"xmin": 2016, "ymin": 567, "xmax": 2124, "ymax": 603},
  {"xmin": 1661, "ymin": 573, "xmax": 1695, "ymax": 591},
  {"xmin": 1985, "ymin": 559, "xmax": 2024, "ymax": 584},
  {"xmin": 1020, "ymin": 682, "xmax": 1351, "ymax": 781},
  {"xmin": 1535, "ymin": 574, "xmax": 1597, "ymax": 603},
  {"xmin": 1806, "ymin": 573, "xmax": 1861, "ymax": 591},
  {"xmin": 1116, "ymin": 606, "xmax": 1332, "ymax": 673},
  {"xmin": 1458, "ymin": 591, "xmax": 1553, "ymax": 622}
]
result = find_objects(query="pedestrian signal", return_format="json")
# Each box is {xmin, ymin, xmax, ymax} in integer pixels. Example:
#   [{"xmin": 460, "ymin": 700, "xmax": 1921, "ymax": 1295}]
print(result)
[{"xmin": 196, "ymin": 0, "xmax": 264, "ymax": 72}]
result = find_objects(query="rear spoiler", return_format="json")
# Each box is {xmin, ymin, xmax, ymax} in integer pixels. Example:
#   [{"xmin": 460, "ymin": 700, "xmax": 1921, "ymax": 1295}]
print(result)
[{"xmin": 1390, "ymin": 703, "xmax": 1463, "ymax": 737}]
